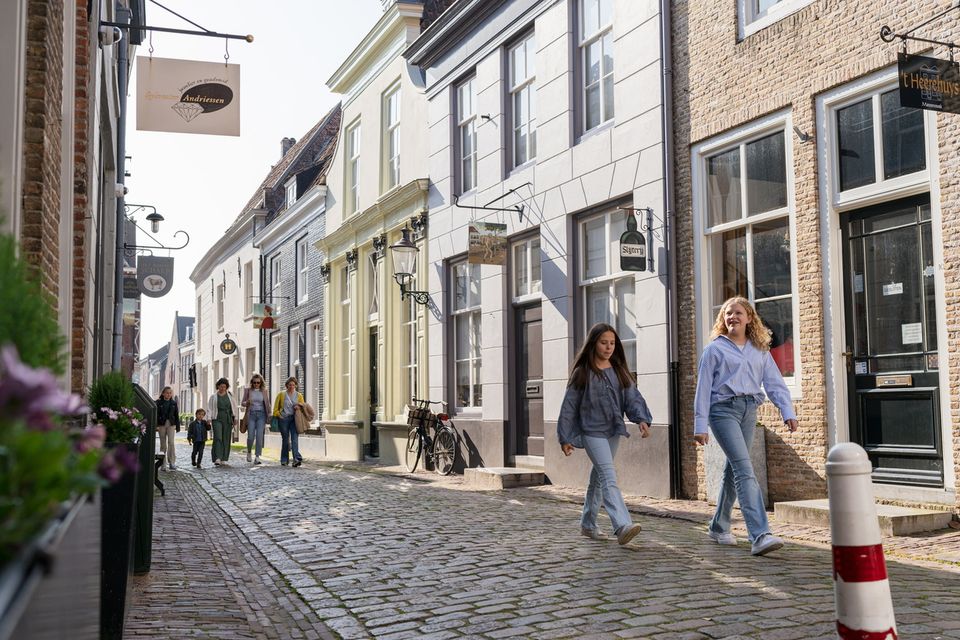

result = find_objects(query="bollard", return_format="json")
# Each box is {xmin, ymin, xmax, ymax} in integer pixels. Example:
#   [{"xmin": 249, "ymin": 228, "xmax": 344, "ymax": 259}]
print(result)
[{"xmin": 826, "ymin": 443, "xmax": 898, "ymax": 640}]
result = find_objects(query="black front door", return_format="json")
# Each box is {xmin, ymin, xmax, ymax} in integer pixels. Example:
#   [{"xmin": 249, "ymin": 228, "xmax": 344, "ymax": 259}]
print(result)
[
  {"xmin": 841, "ymin": 195, "xmax": 942, "ymax": 487},
  {"xmin": 516, "ymin": 304, "xmax": 543, "ymax": 457},
  {"xmin": 368, "ymin": 328, "xmax": 379, "ymax": 458}
]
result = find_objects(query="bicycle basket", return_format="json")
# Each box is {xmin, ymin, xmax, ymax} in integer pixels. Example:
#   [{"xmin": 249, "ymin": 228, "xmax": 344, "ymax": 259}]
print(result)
[{"xmin": 406, "ymin": 405, "xmax": 433, "ymax": 427}]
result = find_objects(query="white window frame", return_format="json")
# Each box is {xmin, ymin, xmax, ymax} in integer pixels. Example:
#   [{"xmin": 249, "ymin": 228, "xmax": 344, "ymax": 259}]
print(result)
[
  {"xmin": 271, "ymin": 332, "xmax": 283, "ymax": 399},
  {"xmin": 285, "ymin": 178, "xmax": 297, "ymax": 210},
  {"xmin": 738, "ymin": 0, "xmax": 814, "ymax": 40},
  {"xmin": 296, "ymin": 237, "xmax": 309, "ymax": 305},
  {"xmin": 346, "ymin": 120, "xmax": 361, "ymax": 214},
  {"xmin": 451, "ymin": 260, "xmax": 482, "ymax": 411},
  {"xmin": 456, "ymin": 76, "xmax": 477, "ymax": 194},
  {"xmin": 289, "ymin": 324, "xmax": 301, "ymax": 381},
  {"xmin": 383, "ymin": 83, "xmax": 401, "ymax": 191},
  {"xmin": 579, "ymin": 0, "xmax": 614, "ymax": 134},
  {"xmin": 340, "ymin": 267, "xmax": 355, "ymax": 412},
  {"xmin": 367, "ymin": 251, "xmax": 380, "ymax": 321},
  {"xmin": 508, "ymin": 32, "xmax": 536, "ymax": 169},
  {"xmin": 512, "ymin": 235, "xmax": 542, "ymax": 303},
  {"xmin": 578, "ymin": 209, "xmax": 637, "ymax": 370},
  {"xmin": 216, "ymin": 283, "xmax": 225, "ymax": 331},
  {"xmin": 243, "ymin": 261, "xmax": 253, "ymax": 317},
  {"xmin": 306, "ymin": 318, "xmax": 321, "ymax": 417},
  {"xmin": 400, "ymin": 250, "xmax": 421, "ymax": 406},
  {"xmin": 691, "ymin": 109, "xmax": 801, "ymax": 395},
  {"xmin": 269, "ymin": 253, "xmax": 282, "ymax": 313}
]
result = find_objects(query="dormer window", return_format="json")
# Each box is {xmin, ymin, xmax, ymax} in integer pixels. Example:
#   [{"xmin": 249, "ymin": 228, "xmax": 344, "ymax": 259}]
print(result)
[{"xmin": 285, "ymin": 179, "xmax": 297, "ymax": 209}]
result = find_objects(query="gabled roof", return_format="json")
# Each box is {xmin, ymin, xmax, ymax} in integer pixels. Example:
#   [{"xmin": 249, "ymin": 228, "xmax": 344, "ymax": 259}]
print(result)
[
  {"xmin": 176, "ymin": 315, "xmax": 195, "ymax": 343},
  {"xmin": 146, "ymin": 345, "xmax": 167, "ymax": 364},
  {"xmin": 420, "ymin": 0, "xmax": 458, "ymax": 31}
]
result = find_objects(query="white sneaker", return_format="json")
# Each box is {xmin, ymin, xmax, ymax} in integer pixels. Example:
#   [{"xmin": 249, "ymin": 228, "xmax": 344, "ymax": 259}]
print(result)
[
  {"xmin": 246, "ymin": 451, "xmax": 252, "ymax": 462},
  {"xmin": 254, "ymin": 457, "xmax": 262, "ymax": 465},
  {"xmin": 708, "ymin": 530, "xmax": 738, "ymax": 546},
  {"xmin": 751, "ymin": 533, "xmax": 784, "ymax": 556}
]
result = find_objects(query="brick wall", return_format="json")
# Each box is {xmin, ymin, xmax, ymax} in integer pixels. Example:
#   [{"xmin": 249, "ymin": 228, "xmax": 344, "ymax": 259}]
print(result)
[
  {"xmin": 672, "ymin": 0, "xmax": 960, "ymax": 512},
  {"xmin": 21, "ymin": 0, "xmax": 64, "ymax": 299},
  {"xmin": 71, "ymin": 1, "xmax": 89, "ymax": 393}
]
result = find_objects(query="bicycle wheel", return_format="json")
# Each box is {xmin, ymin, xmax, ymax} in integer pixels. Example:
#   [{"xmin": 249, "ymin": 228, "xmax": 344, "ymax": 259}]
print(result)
[
  {"xmin": 432, "ymin": 427, "xmax": 457, "ymax": 476},
  {"xmin": 404, "ymin": 428, "xmax": 422, "ymax": 472}
]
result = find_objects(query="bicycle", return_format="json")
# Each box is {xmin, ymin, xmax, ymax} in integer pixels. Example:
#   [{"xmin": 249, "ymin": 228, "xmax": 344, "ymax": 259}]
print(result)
[{"xmin": 404, "ymin": 398, "xmax": 458, "ymax": 475}]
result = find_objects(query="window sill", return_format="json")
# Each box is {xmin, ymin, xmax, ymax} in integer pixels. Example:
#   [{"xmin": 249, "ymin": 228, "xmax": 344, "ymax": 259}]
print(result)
[
  {"xmin": 508, "ymin": 159, "xmax": 536, "ymax": 177},
  {"xmin": 576, "ymin": 120, "xmax": 614, "ymax": 146},
  {"xmin": 454, "ymin": 407, "xmax": 482, "ymax": 420},
  {"xmin": 738, "ymin": 0, "xmax": 814, "ymax": 40}
]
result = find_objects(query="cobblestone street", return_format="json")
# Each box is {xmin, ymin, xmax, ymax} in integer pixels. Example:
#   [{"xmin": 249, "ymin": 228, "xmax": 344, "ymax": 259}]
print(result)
[{"xmin": 129, "ymin": 440, "xmax": 960, "ymax": 639}]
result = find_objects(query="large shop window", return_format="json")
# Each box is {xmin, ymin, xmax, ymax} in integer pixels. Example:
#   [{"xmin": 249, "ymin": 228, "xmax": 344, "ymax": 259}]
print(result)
[
  {"xmin": 836, "ymin": 89, "xmax": 926, "ymax": 194},
  {"xmin": 451, "ymin": 261, "xmax": 482, "ymax": 409},
  {"xmin": 580, "ymin": 209, "xmax": 636, "ymax": 369},
  {"xmin": 579, "ymin": 0, "xmax": 613, "ymax": 133},
  {"xmin": 700, "ymin": 123, "xmax": 797, "ymax": 379},
  {"xmin": 508, "ymin": 32, "xmax": 537, "ymax": 168},
  {"xmin": 456, "ymin": 77, "xmax": 478, "ymax": 193}
]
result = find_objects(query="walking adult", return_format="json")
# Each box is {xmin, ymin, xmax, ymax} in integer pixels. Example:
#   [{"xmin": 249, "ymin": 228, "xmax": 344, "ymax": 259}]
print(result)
[
  {"xmin": 240, "ymin": 373, "xmax": 269, "ymax": 465},
  {"xmin": 272, "ymin": 377, "xmax": 305, "ymax": 467},
  {"xmin": 155, "ymin": 386, "xmax": 181, "ymax": 470},
  {"xmin": 207, "ymin": 377, "xmax": 237, "ymax": 467},
  {"xmin": 693, "ymin": 296, "xmax": 798, "ymax": 556},
  {"xmin": 557, "ymin": 322, "xmax": 652, "ymax": 546}
]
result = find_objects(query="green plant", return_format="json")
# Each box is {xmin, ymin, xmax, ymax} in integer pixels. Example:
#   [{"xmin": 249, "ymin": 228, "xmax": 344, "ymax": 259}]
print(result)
[
  {"xmin": 88, "ymin": 371, "xmax": 135, "ymax": 413},
  {"xmin": 0, "ymin": 234, "xmax": 65, "ymax": 374}
]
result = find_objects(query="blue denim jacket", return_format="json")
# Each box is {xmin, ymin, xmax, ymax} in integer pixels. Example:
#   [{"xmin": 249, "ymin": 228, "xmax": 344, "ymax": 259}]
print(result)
[
  {"xmin": 557, "ymin": 367, "xmax": 653, "ymax": 447},
  {"xmin": 187, "ymin": 419, "xmax": 208, "ymax": 443}
]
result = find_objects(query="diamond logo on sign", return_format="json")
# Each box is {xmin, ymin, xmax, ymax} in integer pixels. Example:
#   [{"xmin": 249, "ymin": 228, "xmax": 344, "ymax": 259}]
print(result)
[{"xmin": 137, "ymin": 256, "xmax": 174, "ymax": 298}]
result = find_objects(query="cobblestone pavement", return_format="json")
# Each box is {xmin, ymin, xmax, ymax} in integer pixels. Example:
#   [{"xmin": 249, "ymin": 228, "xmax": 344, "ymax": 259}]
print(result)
[{"xmin": 133, "ymin": 439, "xmax": 960, "ymax": 640}]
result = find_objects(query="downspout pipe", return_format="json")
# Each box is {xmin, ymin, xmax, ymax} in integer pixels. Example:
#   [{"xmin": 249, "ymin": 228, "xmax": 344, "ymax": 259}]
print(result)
[
  {"xmin": 659, "ymin": 1, "xmax": 682, "ymax": 498},
  {"xmin": 111, "ymin": 7, "xmax": 131, "ymax": 371}
]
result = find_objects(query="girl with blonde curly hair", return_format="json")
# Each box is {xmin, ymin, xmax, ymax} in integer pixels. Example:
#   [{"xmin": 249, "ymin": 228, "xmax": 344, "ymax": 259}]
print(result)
[{"xmin": 694, "ymin": 296, "xmax": 798, "ymax": 556}]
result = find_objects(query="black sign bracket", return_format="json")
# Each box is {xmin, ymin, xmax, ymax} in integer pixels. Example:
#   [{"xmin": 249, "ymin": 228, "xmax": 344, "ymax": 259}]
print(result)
[
  {"xmin": 880, "ymin": 4, "xmax": 960, "ymax": 55},
  {"xmin": 453, "ymin": 182, "xmax": 530, "ymax": 224}
]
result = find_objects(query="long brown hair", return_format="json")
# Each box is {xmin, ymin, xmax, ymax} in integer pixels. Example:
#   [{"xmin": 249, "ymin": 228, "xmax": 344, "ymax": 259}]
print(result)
[
  {"xmin": 710, "ymin": 296, "xmax": 772, "ymax": 351},
  {"xmin": 567, "ymin": 323, "xmax": 633, "ymax": 389}
]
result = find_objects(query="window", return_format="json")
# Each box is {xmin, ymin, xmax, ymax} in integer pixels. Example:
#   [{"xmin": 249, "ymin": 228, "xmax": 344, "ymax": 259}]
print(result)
[
  {"xmin": 285, "ymin": 179, "xmax": 297, "ymax": 210},
  {"xmin": 296, "ymin": 237, "xmax": 309, "ymax": 305},
  {"xmin": 195, "ymin": 296, "xmax": 202, "ymax": 342},
  {"xmin": 340, "ymin": 267, "xmax": 354, "ymax": 411},
  {"xmin": 243, "ymin": 261, "xmax": 253, "ymax": 316},
  {"xmin": 216, "ymin": 284, "xmax": 225, "ymax": 330},
  {"xmin": 512, "ymin": 236, "xmax": 542, "ymax": 300},
  {"xmin": 456, "ymin": 77, "xmax": 477, "ymax": 193},
  {"xmin": 836, "ymin": 89, "xmax": 926, "ymax": 194},
  {"xmin": 244, "ymin": 348, "xmax": 255, "ymax": 385},
  {"xmin": 383, "ymin": 85, "xmax": 401, "ymax": 190},
  {"xmin": 401, "ymin": 253, "xmax": 420, "ymax": 403},
  {"xmin": 346, "ymin": 120, "xmax": 361, "ymax": 214},
  {"xmin": 451, "ymin": 261, "xmax": 481, "ymax": 408},
  {"xmin": 367, "ymin": 252, "xmax": 380, "ymax": 319},
  {"xmin": 738, "ymin": 0, "xmax": 814, "ymax": 39},
  {"xmin": 580, "ymin": 210, "xmax": 636, "ymax": 368},
  {"xmin": 509, "ymin": 33, "xmax": 537, "ymax": 168},
  {"xmin": 698, "ymin": 122, "xmax": 796, "ymax": 379},
  {"xmin": 289, "ymin": 324, "xmax": 301, "ymax": 380},
  {"xmin": 271, "ymin": 332, "xmax": 282, "ymax": 399},
  {"xmin": 579, "ymin": 0, "xmax": 613, "ymax": 132},
  {"xmin": 306, "ymin": 319, "xmax": 321, "ymax": 415},
  {"xmin": 269, "ymin": 254, "xmax": 282, "ymax": 313}
]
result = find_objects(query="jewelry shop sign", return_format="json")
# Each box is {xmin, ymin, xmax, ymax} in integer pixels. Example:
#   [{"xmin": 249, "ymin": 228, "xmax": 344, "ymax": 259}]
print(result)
[
  {"xmin": 136, "ymin": 56, "xmax": 240, "ymax": 136},
  {"xmin": 897, "ymin": 52, "xmax": 960, "ymax": 114}
]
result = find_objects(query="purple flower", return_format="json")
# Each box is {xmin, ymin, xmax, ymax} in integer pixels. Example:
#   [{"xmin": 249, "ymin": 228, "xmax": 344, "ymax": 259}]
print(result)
[
  {"xmin": 0, "ymin": 345, "xmax": 88, "ymax": 430},
  {"xmin": 97, "ymin": 451, "xmax": 123, "ymax": 484},
  {"xmin": 75, "ymin": 424, "xmax": 106, "ymax": 453}
]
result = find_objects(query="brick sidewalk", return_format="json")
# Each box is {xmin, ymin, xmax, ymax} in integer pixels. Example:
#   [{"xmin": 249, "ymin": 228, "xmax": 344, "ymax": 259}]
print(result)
[{"xmin": 126, "ymin": 467, "xmax": 339, "ymax": 640}]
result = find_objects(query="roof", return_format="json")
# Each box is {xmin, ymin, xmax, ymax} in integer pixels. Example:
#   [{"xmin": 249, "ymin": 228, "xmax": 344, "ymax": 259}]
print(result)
[
  {"xmin": 146, "ymin": 345, "xmax": 167, "ymax": 364},
  {"xmin": 176, "ymin": 315, "xmax": 195, "ymax": 343},
  {"xmin": 420, "ymin": 0, "xmax": 458, "ymax": 31}
]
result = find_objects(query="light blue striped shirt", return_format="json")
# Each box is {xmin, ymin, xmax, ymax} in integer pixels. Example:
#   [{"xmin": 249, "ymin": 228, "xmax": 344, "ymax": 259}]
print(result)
[{"xmin": 693, "ymin": 335, "xmax": 796, "ymax": 435}]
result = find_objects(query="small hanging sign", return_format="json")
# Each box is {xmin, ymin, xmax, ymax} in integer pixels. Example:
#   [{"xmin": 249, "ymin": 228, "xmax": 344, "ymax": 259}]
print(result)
[
  {"xmin": 897, "ymin": 52, "xmax": 960, "ymax": 114},
  {"xmin": 619, "ymin": 214, "xmax": 647, "ymax": 272},
  {"xmin": 220, "ymin": 336, "xmax": 238, "ymax": 355},
  {"xmin": 136, "ymin": 56, "xmax": 241, "ymax": 136},
  {"xmin": 137, "ymin": 256, "xmax": 174, "ymax": 297},
  {"xmin": 468, "ymin": 222, "xmax": 508, "ymax": 265}
]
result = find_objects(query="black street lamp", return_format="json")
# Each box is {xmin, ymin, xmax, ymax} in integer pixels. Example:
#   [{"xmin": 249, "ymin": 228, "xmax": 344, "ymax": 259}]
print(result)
[{"xmin": 388, "ymin": 227, "xmax": 430, "ymax": 305}]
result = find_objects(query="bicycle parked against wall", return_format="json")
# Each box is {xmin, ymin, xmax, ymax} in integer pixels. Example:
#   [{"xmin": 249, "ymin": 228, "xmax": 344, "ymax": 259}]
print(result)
[{"xmin": 405, "ymin": 398, "xmax": 457, "ymax": 475}]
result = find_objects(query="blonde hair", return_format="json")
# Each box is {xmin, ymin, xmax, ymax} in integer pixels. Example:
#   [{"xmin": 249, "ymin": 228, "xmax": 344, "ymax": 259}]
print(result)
[{"xmin": 710, "ymin": 296, "xmax": 772, "ymax": 351}]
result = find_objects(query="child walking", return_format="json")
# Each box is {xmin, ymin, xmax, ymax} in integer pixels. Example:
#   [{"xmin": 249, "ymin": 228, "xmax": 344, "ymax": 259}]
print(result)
[
  {"xmin": 557, "ymin": 323, "xmax": 652, "ymax": 546},
  {"xmin": 693, "ymin": 296, "xmax": 798, "ymax": 556},
  {"xmin": 187, "ymin": 408, "xmax": 209, "ymax": 469}
]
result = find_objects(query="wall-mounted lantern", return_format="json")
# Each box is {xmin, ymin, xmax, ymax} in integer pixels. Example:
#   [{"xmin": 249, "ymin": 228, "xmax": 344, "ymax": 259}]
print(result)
[{"xmin": 388, "ymin": 227, "xmax": 430, "ymax": 306}]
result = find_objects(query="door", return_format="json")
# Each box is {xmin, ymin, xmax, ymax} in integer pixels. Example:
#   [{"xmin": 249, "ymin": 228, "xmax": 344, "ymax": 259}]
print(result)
[
  {"xmin": 516, "ymin": 304, "xmax": 543, "ymax": 456},
  {"xmin": 841, "ymin": 195, "xmax": 942, "ymax": 487},
  {"xmin": 367, "ymin": 328, "xmax": 379, "ymax": 458}
]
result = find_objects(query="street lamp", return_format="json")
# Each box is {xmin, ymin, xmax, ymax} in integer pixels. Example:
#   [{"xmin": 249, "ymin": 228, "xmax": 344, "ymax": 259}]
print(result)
[
  {"xmin": 388, "ymin": 227, "xmax": 430, "ymax": 305},
  {"xmin": 123, "ymin": 204, "xmax": 190, "ymax": 254},
  {"xmin": 145, "ymin": 210, "xmax": 164, "ymax": 233}
]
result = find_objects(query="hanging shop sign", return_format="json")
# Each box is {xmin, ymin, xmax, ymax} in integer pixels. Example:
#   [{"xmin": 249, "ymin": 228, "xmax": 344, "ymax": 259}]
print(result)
[
  {"xmin": 137, "ymin": 256, "xmax": 174, "ymax": 298},
  {"xmin": 136, "ymin": 56, "xmax": 240, "ymax": 136},
  {"xmin": 897, "ymin": 52, "xmax": 960, "ymax": 114},
  {"xmin": 468, "ymin": 222, "xmax": 508, "ymax": 265},
  {"xmin": 220, "ymin": 336, "xmax": 237, "ymax": 355},
  {"xmin": 619, "ymin": 214, "xmax": 647, "ymax": 272},
  {"xmin": 253, "ymin": 303, "xmax": 276, "ymax": 330}
]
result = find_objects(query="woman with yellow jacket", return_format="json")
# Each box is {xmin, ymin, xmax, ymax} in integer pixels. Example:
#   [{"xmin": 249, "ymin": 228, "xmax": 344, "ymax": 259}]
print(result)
[{"xmin": 273, "ymin": 377, "xmax": 305, "ymax": 467}]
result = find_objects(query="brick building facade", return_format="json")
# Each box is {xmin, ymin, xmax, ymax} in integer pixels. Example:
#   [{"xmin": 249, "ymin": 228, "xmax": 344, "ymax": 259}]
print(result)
[{"xmin": 673, "ymin": 0, "xmax": 959, "ymax": 513}]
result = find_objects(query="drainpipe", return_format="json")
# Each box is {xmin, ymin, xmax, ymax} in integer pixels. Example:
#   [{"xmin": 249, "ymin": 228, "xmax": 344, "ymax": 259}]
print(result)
[
  {"xmin": 111, "ymin": 7, "xmax": 131, "ymax": 371},
  {"xmin": 660, "ymin": 1, "xmax": 682, "ymax": 498}
]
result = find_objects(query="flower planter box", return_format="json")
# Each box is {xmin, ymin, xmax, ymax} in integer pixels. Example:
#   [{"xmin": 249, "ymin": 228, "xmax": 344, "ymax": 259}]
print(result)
[
  {"xmin": 0, "ymin": 495, "xmax": 100, "ymax": 640},
  {"xmin": 100, "ymin": 442, "xmax": 139, "ymax": 640}
]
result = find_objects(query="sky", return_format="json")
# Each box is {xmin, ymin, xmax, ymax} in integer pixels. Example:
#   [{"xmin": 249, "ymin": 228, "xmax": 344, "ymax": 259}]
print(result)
[{"xmin": 127, "ymin": 0, "xmax": 384, "ymax": 357}]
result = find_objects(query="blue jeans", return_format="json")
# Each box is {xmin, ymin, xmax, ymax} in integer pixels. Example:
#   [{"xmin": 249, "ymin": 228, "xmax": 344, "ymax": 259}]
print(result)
[
  {"xmin": 246, "ymin": 410, "xmax": 266, "ymax": 457},
  {"xmin": 580, "ymin": 433, "xmax": 632, "ymax": 533},
  {"xmin": 279, "ymin": 414, "xmax": 301, "ymax": 464},
  {"xmin": 708, "ymin": 397, "xmax": 770, "ymax": 542}
]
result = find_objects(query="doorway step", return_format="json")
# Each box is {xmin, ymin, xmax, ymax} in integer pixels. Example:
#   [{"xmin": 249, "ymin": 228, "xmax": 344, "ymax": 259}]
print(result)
[
  {"xmin": 774, "ymin": 499, "xmax": 953, "ymax": 536},
  {"xmin": 464, "ymin": 467, "xmax": 545, "ymax": 490},
  {"xmin": 512, "ymin": 455, "xmax": 544, "ymax": 471}
]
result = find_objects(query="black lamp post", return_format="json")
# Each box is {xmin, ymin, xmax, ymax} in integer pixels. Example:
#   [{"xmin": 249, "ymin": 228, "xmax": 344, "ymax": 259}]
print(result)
[{"xmin": 388, "ymin": 227, "xmax": 430, "ymax": 305}]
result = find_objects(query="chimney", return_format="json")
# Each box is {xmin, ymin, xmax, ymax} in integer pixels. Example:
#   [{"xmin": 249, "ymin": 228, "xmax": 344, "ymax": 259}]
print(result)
[{"xmin": 281, "ymin": 137, "xmax": 296, "ymax": 157}]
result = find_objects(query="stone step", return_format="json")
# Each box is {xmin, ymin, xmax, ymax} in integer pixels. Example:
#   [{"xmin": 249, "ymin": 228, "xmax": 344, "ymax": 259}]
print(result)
[
  {"xmin": 464, "ymin": 467, "xmax": 545, "ymax": 490},
  {"xmin": 774, "ymin": 498, "xmax": 953, "ymax": 536},
  {"xmin": 512, "ymin": 455, "xmax": 545, "ymax": 471}
]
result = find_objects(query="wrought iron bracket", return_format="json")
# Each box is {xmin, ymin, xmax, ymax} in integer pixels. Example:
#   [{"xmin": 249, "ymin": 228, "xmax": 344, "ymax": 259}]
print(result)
[
  {"xmin": 393, "ymin": 274, "xmax": 431, "ymax": 306},
  {"xmin": 319, "ymin": 262, "xmax": 331, "ymax": 282},
  {"xmin": 453, "ymin": 182, "xmax": 530, "ymax": 223},
  {"xmin": 880, "ymin": 4, "xmax": 960, "ymax": 55}
]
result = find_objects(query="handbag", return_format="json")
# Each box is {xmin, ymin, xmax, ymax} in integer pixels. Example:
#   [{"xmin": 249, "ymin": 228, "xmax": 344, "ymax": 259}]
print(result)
[
  {"xmin": 239, "ymin": 415, "xmax": 248, "ymax": 434},
  {"xmin": 270, "ymin": 416, "xmax": 280, "ymax": 432},
  {"xmin": 294, "ymin": 408, "xmax": 308, "ymax": 434}
]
